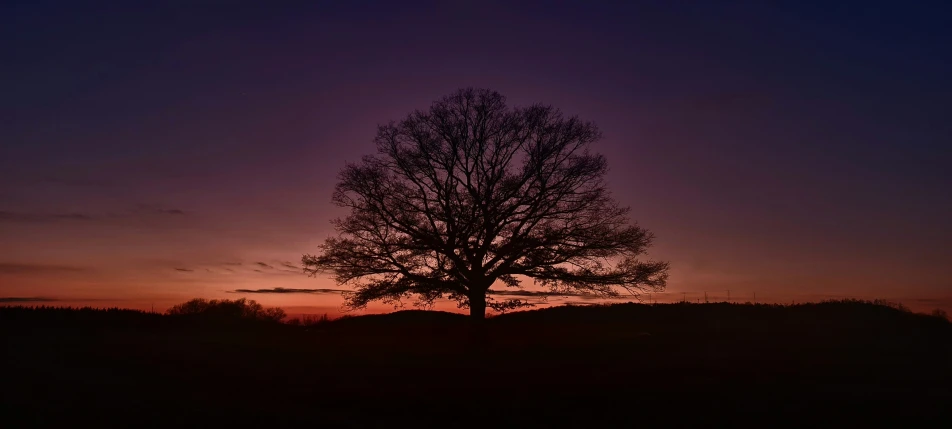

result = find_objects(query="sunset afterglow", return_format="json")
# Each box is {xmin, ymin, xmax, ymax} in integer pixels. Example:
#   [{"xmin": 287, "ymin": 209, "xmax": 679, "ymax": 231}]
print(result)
[{"xmin": 2, "ymin": 2, "xmax": 949, "ymax": 316}]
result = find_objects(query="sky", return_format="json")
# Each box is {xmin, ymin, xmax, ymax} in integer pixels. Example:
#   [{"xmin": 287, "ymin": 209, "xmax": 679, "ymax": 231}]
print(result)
[{"xmin": 1, "ymin": 0, "xmax": 950, "ymax": 316}]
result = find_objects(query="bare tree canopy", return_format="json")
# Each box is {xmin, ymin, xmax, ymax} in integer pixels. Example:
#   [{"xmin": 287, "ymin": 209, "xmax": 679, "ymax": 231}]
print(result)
[{"xmin": 303, "ymin": 88, "xmax": 669, "ymax": 319}]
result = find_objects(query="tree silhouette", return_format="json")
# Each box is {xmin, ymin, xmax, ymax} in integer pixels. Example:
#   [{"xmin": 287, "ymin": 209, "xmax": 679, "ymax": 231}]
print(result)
[
  {"xmin": 166, "ymin": 298, "xmax": 286, "ymax": 323},
  {"xmin": 303, "ymin": 88, "xmax": 668, "ymax": 319}
]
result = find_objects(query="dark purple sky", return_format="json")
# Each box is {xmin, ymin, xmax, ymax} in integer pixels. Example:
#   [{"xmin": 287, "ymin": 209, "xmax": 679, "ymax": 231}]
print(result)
[{"xmin": 2, "ymin": 1, "xmax": 950, "ymax": 315}]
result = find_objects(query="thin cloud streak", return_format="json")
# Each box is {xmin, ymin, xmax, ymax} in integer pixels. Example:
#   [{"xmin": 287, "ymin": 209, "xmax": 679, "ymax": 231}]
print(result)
[
  {"xmin": 0, "ymin": 206, "xmax": 187, "ymax": 224},
  {"xmin": 0, "ymin": 211, "xmax": 94, "ymax": 223},
  {"xmin": 231, "ymin": 287, "xmax": 347, "ymax": 295},
  {"xmin": 0, "ymin": 297, "xmax": 59, "ymax": 303},
  {"xmin": 488, "ymin": 290, "xmax": 605, "ymax": 299},
  {"xmin": 133, "ymin": 204, "xmax": 186, "ymax": 216},
  {"xmin": 0, "ymin": 263, "xmax": 88, "ymax": 274}
]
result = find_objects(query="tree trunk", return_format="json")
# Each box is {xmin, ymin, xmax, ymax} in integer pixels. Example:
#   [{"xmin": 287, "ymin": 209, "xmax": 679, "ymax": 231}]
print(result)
[{"xmin": 469, "ymin": 291, "xmax": 487, "ymax": 320}]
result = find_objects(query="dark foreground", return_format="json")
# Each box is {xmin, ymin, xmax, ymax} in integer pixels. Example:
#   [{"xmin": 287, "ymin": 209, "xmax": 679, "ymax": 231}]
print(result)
[{"xmin": 2, "ymin": 301, "xmax": 951, "ymax": 427}]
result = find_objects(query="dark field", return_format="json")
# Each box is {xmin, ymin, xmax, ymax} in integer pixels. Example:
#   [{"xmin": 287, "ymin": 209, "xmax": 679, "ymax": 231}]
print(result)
[{"xmin": 2, "ymin": 301, "xmax": 950, "ymax": 427}]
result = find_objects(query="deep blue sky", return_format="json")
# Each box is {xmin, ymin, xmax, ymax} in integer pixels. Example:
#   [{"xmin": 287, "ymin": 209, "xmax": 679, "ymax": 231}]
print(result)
[{"xmin": 2, "ymin": 1, "xmax": 950, "ymax": 314}]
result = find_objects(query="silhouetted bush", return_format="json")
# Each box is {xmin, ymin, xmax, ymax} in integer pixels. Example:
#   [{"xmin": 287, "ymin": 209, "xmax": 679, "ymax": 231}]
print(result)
[
  {"xmin": 166, "ymin": 298, "xmax": 285, "ymax": 323},
  {"xmin": 286, "ymin": 313, "xmax": 330, "ymax": 327}
]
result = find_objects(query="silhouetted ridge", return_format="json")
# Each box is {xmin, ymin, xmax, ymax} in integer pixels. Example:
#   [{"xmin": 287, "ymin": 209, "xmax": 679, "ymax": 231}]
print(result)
[
  {"xmin": 2, "ymin": 299, "xmax": 950, "ymax": 427},
  {"xmin": 492, "ymin": 300, "xmax": 950, "ymax": 330},
  {"xmin": 328, "ymin": 309, "xmax": 469, "ymax": 327}
]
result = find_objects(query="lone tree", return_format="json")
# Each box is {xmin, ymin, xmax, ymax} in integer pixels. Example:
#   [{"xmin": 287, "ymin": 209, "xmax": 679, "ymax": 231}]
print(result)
[{"xmin": 303, "ymin": 88, "xmax": 668, "ymax": 319}]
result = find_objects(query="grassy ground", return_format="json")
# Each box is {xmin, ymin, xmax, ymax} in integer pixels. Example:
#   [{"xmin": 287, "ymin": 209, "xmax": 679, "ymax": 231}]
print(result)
[{"xmin": 2, "ymin": 300, "xmax": 950, "ymax": 427}]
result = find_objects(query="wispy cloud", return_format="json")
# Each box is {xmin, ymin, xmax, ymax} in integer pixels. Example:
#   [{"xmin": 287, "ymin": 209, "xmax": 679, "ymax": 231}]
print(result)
[
  {"xmin": 225, "ymin": 287, "xmax": 610, "ymax": 298},
  {"xmin": 0, "ymin": 263, "xmax": 87, "ymax": 274},
  {"xmin": 35, "ymin": 175, "xmax": 112, "ymax": 188},
  {"xmin": 167, "ymin": 260, "xmax": 302, "ymax": 276},
  {"xmin": 0, "ymin": 297, "xmax": 58, "ymax": 303},
  {"xmin": 151, "ymin": 208, "xmax": 185, "ymax": 215},
  {"xmin": 0, "ymin": 211, "xmax": 94, "ymax": 223},
  {"xmin": 132, "ymin": 204, "xmax": 186, "ymax": 216},
  {"xmin": 561, "ymin": 301, "xmax": 600, "ymax": 306},
  {"xmin": 0, "ymin": 205, "xmax": 187, "ymax": 224},
  {"xmin": 230, "ymin": 287, "xmax": 347, "ymax": 295},
  {"xmin": 488, "ymin": 290, "xmax": 602, "ymax": 299}
]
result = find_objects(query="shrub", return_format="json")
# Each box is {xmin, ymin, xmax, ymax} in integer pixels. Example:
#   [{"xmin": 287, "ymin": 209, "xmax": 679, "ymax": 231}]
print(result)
[{"xmin": 166, "ymin": 298, "xmax": 286, "ymax": 323}]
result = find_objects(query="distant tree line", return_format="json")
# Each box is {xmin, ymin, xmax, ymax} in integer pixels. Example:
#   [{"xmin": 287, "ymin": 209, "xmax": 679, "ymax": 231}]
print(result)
[{"xmin": 166, "ymin": 298, "xmax": 286, "ymax": 323}]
